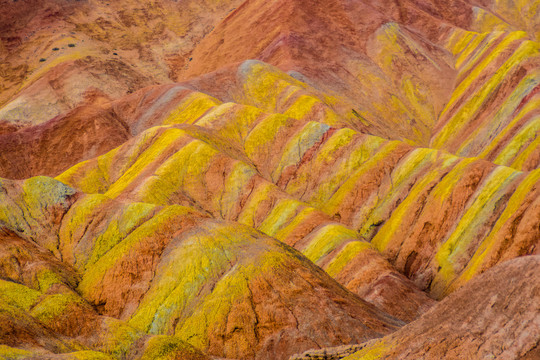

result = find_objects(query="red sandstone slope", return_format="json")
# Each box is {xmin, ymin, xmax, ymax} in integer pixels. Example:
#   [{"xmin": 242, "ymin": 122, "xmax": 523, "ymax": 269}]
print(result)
[
  {"xmin": 0, "ymin": 0, "xmax": 244, "ymax": 125},
  {"xmin": 292, "ymin": 255, "xmax": 540, "ymax": 359},
  {"xmin": 0, "ymin": 104, "xmax": 129, "ymax": 179}
]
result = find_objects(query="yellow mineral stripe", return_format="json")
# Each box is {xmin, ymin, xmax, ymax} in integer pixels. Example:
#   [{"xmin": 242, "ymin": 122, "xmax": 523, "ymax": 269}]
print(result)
[
  {"xmin": 450, "ymin": 168, "xmax": 540, "ymax": 290},
  {"xmin": 433, "ymin": 37, "xmax": 537, "ymax": 148},
  {"xmin": 495, "ymin": 115, "xmax": 540, "ymax": 168},
  {"xmin": 432, "ymin": 166, "xmax": 521, "ymax": 294},
  {"xmin": 478, "ymin": 95, "xmax": 540, "ymax": 159}
]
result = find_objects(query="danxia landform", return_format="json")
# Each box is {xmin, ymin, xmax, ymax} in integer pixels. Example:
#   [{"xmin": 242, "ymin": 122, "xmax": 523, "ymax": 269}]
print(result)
[{"xmin": 0, "ymin": 0, "xmax": 539, "ymax": 359}]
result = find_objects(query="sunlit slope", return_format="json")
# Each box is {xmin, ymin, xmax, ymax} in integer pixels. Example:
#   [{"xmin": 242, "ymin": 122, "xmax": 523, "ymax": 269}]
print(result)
[
  {"xmin": 0, "ymin": 177, "xmax": 211, "ymax": 360},
  {"xmin": 2, "ymin": 0, "xmax": 539, "ymax": 150},
  {"xmin": 180, "ymin": 0, "xmax": 458, "ymax": 146}
]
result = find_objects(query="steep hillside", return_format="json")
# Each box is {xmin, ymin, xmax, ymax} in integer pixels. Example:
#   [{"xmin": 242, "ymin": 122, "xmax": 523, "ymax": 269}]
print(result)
[
  {"xmin": 343, "ymin": 256, "xmax": 540, "ymax": 359},
  {"xmin": 292, "ymin": 256, "xmax": 540, "ymax": 359},
  {"xmin": 0, "ymin": 0, "xmax": 539, "ymax": 359}
]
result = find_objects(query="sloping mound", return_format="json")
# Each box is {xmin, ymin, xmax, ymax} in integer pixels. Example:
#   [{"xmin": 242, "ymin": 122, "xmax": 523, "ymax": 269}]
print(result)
[
  {"xmin": 342, "ymin": 255, "xmax": 540, "ymax": 359},
  {"xmin": 0, "ymin": 176, "xmax": 402, "ymax": 360},
  {"xmin": 292, "ymin": 255, "xmax": 540, "ymax": 359}
]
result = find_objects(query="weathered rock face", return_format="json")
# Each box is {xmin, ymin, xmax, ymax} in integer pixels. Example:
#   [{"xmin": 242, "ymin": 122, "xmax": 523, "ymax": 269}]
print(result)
[
  {"xmin": 0, "ymin": 0, "xmax": 539, "ymax": 359},
  {"xmin": 338, "ymin": 256, "xmax": 540, "ymax": 360}
]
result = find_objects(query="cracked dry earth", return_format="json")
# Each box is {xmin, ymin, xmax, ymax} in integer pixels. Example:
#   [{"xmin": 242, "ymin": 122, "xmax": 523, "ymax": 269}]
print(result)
[{"xmin": 0, "ymin": 0, "xmax": 539, "ymax": 359}]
